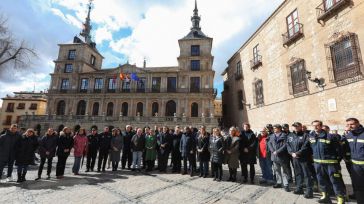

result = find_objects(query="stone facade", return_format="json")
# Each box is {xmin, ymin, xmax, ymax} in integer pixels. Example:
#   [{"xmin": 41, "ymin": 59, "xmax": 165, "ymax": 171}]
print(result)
[
  {"xmin": 20, "ymin": 2, "xmax": 218, "ymax": 133},
  {"xmin": 0, "ymin": 92, "xmax": 47, "ymax": 131},
  {"xmin": 222, "ymin": 0, "xmax": 364, "ymax": 132}
]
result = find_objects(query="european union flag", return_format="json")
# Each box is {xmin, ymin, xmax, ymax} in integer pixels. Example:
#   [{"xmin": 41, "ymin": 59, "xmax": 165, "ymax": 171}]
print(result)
[{"xmin": 130, "ymin": 73, "xmax": 139, "ymax": 81}]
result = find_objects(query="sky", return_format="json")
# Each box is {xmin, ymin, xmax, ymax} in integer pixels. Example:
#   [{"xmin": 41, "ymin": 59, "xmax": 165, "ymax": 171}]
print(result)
[{"xmin": 0, "ymin": 0, "xmax": 284, "ymax": 106}]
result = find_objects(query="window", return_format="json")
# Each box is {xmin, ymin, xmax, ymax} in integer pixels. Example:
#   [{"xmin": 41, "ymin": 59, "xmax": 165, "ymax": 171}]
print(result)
[
  {"xmin": 108, "ymin": 78, "xmax": 116, "ymax": 92},
  {"xmin": 237, "ymin": 90, "xmax": 244, "ymax": 110},
  {"xmin": 286, "ymin": 9, "xmax": 299, "ymax": 38},
  {"xmin": 106, "ymin": 102, "xmax": 114, "ymax": 116},
  {"xmin": 90, "ymin": 55, "xmax": 96, "ymax": 65},
  {"xmin": 16, "ymin": 116, "xmax": 21, "ymax": 124},
  {"xmin": 137, "ymin": 78, "xmax": 146, "ymax": 92},
  {"xmin": 6, "ymin": 103, "xmax": 14, "ymax": 112},
  {"xmin": 191, "ymin": 45, "xmax": 200, "ymax": 56},
  {"xmin": 61, "ymin": 79, "xmax": 70, "ymax": 90},
  {"xmin": 17, "ymin": 103, "xmax": 25, "ymax": 110},
  {"xmin": 64, "ymin": 64, "xmax": 73, "ymax": 73},
  {"xmin": 190, "ymin": 77, "xmax": 200, "ymax": 93},
  {"xmin": 290, "ymin": 60, "xmax": 308, "ymax": 95},
  {"xmin": 29, "ymin": 103, "xmax": 38, "ymax": 110},
  {"xmin": 191, "ymin": 60, "xmax": 201, "ymax": 71},
  {"xmin": 191, "ymin": 103, "xmax": 198, "ymax": 117},
  {"xmin": 121, "ymin": 102, "xmax": 128, "ymax": 116},
  {"xmin": 122, "ymin": 81, "xmax": 131, "ymax": 92},
  {"xmin": 94, "ymin": 78, "xmax": 103, "ymax": 91},
  {"xmin": 80, "ymin": 78, "xmax": 89, "ymax": 92},
  {"xmin": 152, "ymin": 102, "xmax": 159, "ymax": 116},
  {"xmin": 167, "ymin": 77, "xmax": 177, "ymax": 92},
  {"xmin": 4, "ymin": 115, "xmax": 12, "ymax": 125},
  {"xmin": 324, "ymin": 0, "xmax": 342, "ymax": 10},
  {"xmin": 253, "ymin": 45, "xmax": 259, "ymax": 63},
  {"xmin": 235, "ymin": 61, "xmax": 242, "ymax": 79},
  {"xmin": 152, "ymin": 77, "xmax": 161, "ymax": 92},
  {"xmin": 57, "ymin": 100, "xmax": 66, "ymax": 115},
  {"xmin": 76, "ymin": 100, "xmax": 86, "ymax": 115},
  {"xmin": 327, "ymin": 33, "xmax": 362, "ymax": 82},
  {"xmin": 165, "ymin": 100, "xmax": 176, "ymax": 117},
  {"xmin": 92, "ymin": 102, "xmax": 99, "ymax": 116},
  {"xmin": 68, "ymin": 50, "xmax": 76, "ymax": 60},
  {"xmin": 136, "ymin": 102, "xmax": 143, "ymax": 116},
  {"xmin": 253, "ymin": 79, "xmax": 264, "ymax": 106}
]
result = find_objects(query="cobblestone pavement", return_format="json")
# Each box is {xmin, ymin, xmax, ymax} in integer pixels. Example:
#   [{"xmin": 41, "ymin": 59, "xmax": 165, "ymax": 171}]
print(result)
[{"xmin": 0, "ymin": 157, "xmax": 356, "ymax": 204}]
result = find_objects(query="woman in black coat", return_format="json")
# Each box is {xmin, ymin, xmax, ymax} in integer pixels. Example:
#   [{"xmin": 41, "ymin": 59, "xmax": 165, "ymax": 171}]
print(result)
[
  {"xmin": 197, "ymin": 126, "xmax": 210, "ymax": 178},
  {"xmin": 209, "ymin": 128, "xmax": 225, "ymax": 181},
  {"xmin": 15, "ymin": 129, "xmax": 38, "ymax": 182},
  {"xmin": 56, "ymin": 127, "xmax": 73, "ymax": 179},
  {"xmin": 36, "ymin": 128, "xmax": 58, "ymax": 180}
]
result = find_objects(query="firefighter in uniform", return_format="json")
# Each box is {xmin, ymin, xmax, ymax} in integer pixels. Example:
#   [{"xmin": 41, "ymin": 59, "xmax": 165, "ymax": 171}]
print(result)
[
  {"xmin": 309, "ymin": 120, "xmax": 346, "ymax": 204},
  {"xmin": 345, "ymin": 118, "xmax": 364, "ymax": 203}
]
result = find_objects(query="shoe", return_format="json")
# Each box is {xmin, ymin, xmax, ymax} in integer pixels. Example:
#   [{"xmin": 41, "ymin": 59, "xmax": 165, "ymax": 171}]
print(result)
[
  {"xmin": 102, "ymin": 169, "xmax": 106, "ymax": 172},
  {"xmin": 97, "ymin": 169, "xmax": 101, "ymax": 172},
  {"xmin": 6, "ymin": 177, "xmax": 13, "ymax": 182},
  {"xmin": 284, "ymin": 186, "xmax": 290, "ymax": 192},
  {"xmin": 273, "ymin": 184, "xmax": 282, "ymax": 188},
  {"xmin": 304, "ymin": 193, "xmax": 314, "ymax": 199},
  {"xmin": 85, "ymin": 169, "xmax": 90, "ymax": 172},
  {"xmin": 259, "ymin": 179, "xmax": 267, "ymax": 184},
  {"xmin": 243, "ymin": 178, "xmax": 248, "ymax": 183},
  {"xmin": 250, "ymin": 180, "xmax": 254, "ymax": 184},
  {"xmin": 213, "ymin": 178, "xmax": 217, "ymax": 181},
  {"xmin": 217, "ymin": 178, "xmax": 221, "ymax": 182},
  {"xmin": 293, "ymin": 189, "xmax": 304, "ymax": 195},
  {"xmin": 181, "ymin": 171, "xmax": 187, "ymax": 175},
  {"xmin": 46, "ymin": 175, "xmax": 51, "ymax": 180},
  {"xmin": 199, "ymin": 173, "xmax": 203, "ymax": 177},
  {"xmin": 348, "ymin": 194, "xmax": 355, "ymax": 199},
  {"xmin": 318, "ymin": 192, "xmax": 331, "ymax": 203},
  {"xmin": 35, "ymin": 177, "xmax": 41, "ymax": 181}
]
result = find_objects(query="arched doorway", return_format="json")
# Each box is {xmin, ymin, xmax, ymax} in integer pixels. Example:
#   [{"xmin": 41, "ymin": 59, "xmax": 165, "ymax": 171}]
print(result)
[
  {"xmin": 106, "ymin": 102, "xmax": 114, "ymax": 116},
  {"xmin": 136, "ymin": 102, "xmax": 143, "ymax": 116},
  {"xmin": 165, "ymin": 100, "xmax": 176, "ymax": 117},
  {"xmin": 152, "ymin": 102, "xmax": 159, "ymax": 116},
  {"xmin": 122, "ymin": 102, "xmax": 128, "ymax": 116},
  {"xmin": 92, "ymin": 102, "xmax": 99, "ymax": 116},
  {"xmin": 191, "ymin": 102, "xmax": 198, "ymax": 117},
  {"xmin": 76, "ymin": 100, "xmax": 86, "ymax": 115},
  {"xmin": 56, "ymin": 100, "xmax": 66, "ymax": 115}
]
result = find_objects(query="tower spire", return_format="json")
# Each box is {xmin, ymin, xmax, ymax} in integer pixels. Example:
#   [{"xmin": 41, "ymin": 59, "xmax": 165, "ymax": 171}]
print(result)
[
  {"xmin": 191, "ymin": 0, "xmax": 201, "ymax": 31},
  {"xmin": 80, "ymin": 0, "xmax": 93, "ymax": 44}
]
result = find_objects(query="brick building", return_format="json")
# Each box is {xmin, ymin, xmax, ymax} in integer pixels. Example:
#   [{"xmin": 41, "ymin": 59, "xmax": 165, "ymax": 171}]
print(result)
[{"xmin": 222, "ymin": 0, "xmax": 364, "ymax": 131}]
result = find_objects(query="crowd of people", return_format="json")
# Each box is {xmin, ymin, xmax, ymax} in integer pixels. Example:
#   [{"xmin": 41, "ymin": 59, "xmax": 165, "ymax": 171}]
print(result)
[{"xmin": 0, "ymin": 118, "xmax": 363, "ymax": 204}]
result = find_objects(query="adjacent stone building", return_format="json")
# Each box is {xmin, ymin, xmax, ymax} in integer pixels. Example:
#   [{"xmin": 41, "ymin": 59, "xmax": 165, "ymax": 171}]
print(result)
[
  {"xmin": 0, "ymin": 92, "xmax": 47, "ymax": 131},
  {"xmin": 21, "ymin": 1, "xmax": 218, "ymax": 133},
  {"xmin": 222, "ymin": 0, "xmax": 364, "ymax": 131}
]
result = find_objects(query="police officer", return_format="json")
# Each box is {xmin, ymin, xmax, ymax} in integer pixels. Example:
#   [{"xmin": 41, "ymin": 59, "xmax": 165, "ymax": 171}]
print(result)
[
  {"xmin": 286, "ymin": 122, "xmax": 313, "ymax": 198},
  {"xmin": 282, "ymin": 123, "xmax": 294, "ymax": 183},
  {"xmin": 345, "ymin": 118, "xmax": 364, "ymax": 203},
  {"xmin": 309, "ymin": 120, "xmax": 346, "ymax": 204}
]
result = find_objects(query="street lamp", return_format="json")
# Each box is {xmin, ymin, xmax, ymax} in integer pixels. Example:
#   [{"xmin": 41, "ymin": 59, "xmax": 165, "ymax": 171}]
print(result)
[{"xmin": 305, "ymin": 71, "xmax": 326, "ymax": 88}]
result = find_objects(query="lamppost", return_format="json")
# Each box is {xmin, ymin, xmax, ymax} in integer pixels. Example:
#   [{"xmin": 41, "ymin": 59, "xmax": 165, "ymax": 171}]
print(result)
[{"xmin": 305, "ymin": 71, "xmax": 326, "ymax": 89}]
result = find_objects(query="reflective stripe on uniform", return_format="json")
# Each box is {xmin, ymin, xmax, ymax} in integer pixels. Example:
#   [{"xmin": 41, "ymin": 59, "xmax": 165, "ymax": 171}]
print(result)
[
  {"xmin": 347, "ymin": 139, "xmax": 354, "ymax": 142},
  {"xmin": 333, "ymin": 173, "xmax": 342, "ymax": 178},
  {"xmin": 313, "ymin": 159, "xmax": 338, "ymax": 164},
  {"xmin": 309, "ymin": 139, "xmax": 315, "ymax": 143},
  {"xmin": 318, "ymin": 139, "xmax": 331, "ymax": 144},
  {"xmin": 352, "ymin": 160, "xmax": 364, "ymax": 165},
  {"xmin": 347, "ymin": 139, "xmax": 364, "ymax": 143}
]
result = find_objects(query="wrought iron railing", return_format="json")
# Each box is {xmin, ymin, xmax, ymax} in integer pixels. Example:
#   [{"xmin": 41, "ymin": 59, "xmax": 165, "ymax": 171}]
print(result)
[{"xmin": 282, "ymin": 23, "xmax": 304, "ymax": 47}]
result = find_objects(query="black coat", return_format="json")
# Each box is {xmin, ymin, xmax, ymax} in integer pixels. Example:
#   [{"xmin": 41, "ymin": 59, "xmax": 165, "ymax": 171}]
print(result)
[
  {"xmin": 286, "ymin": 131, "xmax": 310, "ymax": 161},
  {"xmin": 171, "ymin": 132, "xmax": 182, "ymax": 157},
  {"xmin": 0, "ymin": 130, "xmax": 20, "ymax": 162},
  {"xmin": 122, "ymin": 131, "xmax": 134, "ymax": 150},
  {"xmin": 98, "ymin": 132, "xmax": 112, "ymax": 152},
  {"xmin": 197, "ymin": 133, "xmax": 210, "ymax": 162},
  {"xmin": 239, "ymin": 130, "xmax": 257, "ymax": 164},
  {"xmin": 131, "ymin": 134, "xmax": 145, "ymax": 152},
  {"xmin": 87, "ymin": 133, "xmax": 99, "ymax": 153},
  {"xmin": 180, "ymin": 132, "xmax": 197, "ymax": 157},
  {"xmin": 15, "ymin": 135, "xmax": 38, "ymax": 165},
  {"xmin": 38, "ymin": 134, "xmax": 58, "ymax": 159},
  {"xmin": 158, "ymin": 132, "xmax": 173, "ymax": 154},
  {"xmin": 56, "ymin": 132, "xmax": 74, "ymax": 157},
  {"xmin": 209, "ymin": 136, "xmax": 224, "ymax": 164}
]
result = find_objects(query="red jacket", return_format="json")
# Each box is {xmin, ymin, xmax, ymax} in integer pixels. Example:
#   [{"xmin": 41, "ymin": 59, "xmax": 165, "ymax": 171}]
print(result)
[{"xmin": 73, "ymin": 134, "xmax": 88, "ymax": 157}]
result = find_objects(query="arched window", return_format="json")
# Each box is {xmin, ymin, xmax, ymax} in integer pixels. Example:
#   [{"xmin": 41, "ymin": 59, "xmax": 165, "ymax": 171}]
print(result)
[
  {"xmin": 106, "ymin": 102, "xmax": 114, "ymax": 116},
  {"xmin": 56, "ymin": 100, "xmax": 66, "ymax": 115},
  {"xmin": 191, "ymin": 102, "xmax": 198, "ymax": 117},
  {"xmin": 76, "ymin": 100, "xmax": 86, "ymax": 115},
  {"xmin": 136, "ymin": 102, "xmax": 143, "ymax": 116},
  {"xmin": 92, "ymin": 102, "xmax": 99, "ymax": 116},
  {"xmin": 122, "ymin": 102, "xmax": 128, "ymax": 116},
  {"xmin": 152, "ymin": 102, "xmax": 159, "ymax": 116},
  {"xmin": 165, "ymin": 100, "xmax": 176, "ymax": 117}
]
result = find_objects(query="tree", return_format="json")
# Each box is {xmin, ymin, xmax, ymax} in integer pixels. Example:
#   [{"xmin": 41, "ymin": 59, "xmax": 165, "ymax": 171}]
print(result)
[{"xmin": 0, "ymin": 15, "xmax": 37, "ymax": 72}]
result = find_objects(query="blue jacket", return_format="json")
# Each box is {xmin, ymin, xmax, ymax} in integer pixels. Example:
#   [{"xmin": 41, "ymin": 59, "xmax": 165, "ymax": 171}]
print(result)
[
  {"xmin": 267, "ymin": 132, "xmax": 289, "ymax": 163},
  {"xmin": 345, "ymin": 126, "xmax": 364, "ymax": 165},
  {"xmin": 309, "ymin": 131, "xmax": 342, "ymax": 164},
  {"xmin": 180, "ymin": 133, "xmax": 197, "ymax": 157}
]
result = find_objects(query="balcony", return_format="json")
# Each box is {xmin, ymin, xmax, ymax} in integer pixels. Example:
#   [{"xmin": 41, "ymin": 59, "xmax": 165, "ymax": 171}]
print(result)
[
  {"xmin": 6, "ymin": 108, "xmax": 14, "ymax": 112},
  {"xmin": 234, "ymin": 72, "xmax": 243, "ymax": 80},
  {"xmin": 316, "ymin": 0, "xmax": 351, "ymax": 23},
  {"xmin": 136, "ymin": 88, "xmax": 146, "ymax": 93},
  {"xmin": 282, "ymin": 23, "xmax": 304, "ymax": 47},
  {"xmin": 47, "ymin": 88, "xmax": 216, "ymax": 94},
  {"xmin": 2, "ymin": 121, "xmax": 11, "ymax": 126},
  {"xmin": 107, "ymin": 89, "xmax": 116, "ymax": 93},
  {"xmin": 250, "ymin": 55, "xmax": 262, "ymax": 70},
  {"xmin": 80, "ymin": 89, "xmax": 88, "ymax": 93}
]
